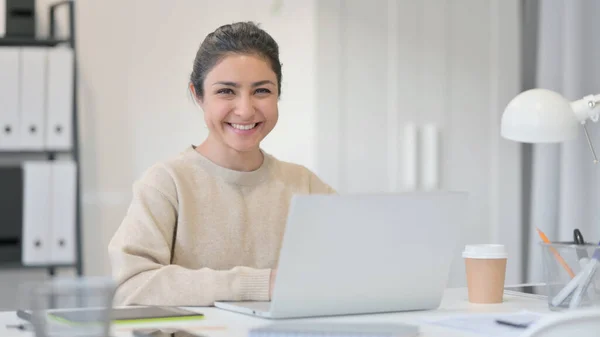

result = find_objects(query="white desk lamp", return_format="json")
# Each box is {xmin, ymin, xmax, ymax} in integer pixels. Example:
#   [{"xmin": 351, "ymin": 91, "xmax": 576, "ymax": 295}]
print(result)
[
  {"xmin": 501, "ymin": 88, "xmax": 600, "ymax": 312},
  {"xmin": 501, "ymin": 88, "xmax": 600, "ymax": 162}
]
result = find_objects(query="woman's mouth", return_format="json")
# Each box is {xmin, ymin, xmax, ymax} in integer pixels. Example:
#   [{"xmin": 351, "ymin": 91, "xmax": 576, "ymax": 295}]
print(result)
[
  {"xmin": 226, "ymin": 122, "xmax": 262, "ymax": 134},
  {"xmin": 228, "ymin": 123, "xmax": 259, "ymax": 130}
]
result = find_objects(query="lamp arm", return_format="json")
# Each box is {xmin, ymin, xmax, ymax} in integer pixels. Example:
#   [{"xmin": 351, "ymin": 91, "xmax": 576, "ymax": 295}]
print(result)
[
  {"xmin": 570, "ymin": 93, "xmax": 600, "ymax": 164},
  {"xmin": 570, "ymin": 93, "xmax": 600, "ymax": 123}
]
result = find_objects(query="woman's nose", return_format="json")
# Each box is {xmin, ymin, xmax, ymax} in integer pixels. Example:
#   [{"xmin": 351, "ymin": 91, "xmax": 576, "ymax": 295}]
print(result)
[{"xmin": 235, "ymin": 95, "xmax": 255, "ymax": 119}]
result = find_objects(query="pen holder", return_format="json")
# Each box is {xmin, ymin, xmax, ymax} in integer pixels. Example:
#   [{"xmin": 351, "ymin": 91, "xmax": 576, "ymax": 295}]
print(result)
[
  {"xmin": 540, "ymin": 242, "xmax": 600, "ymax": 311},
  {"xmin": 19, "ymin": 276, "xmax": 116, "ymax": 337}
]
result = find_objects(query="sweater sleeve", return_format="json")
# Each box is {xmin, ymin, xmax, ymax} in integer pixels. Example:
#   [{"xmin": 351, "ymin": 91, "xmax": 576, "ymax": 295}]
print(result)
[
  {"xmin": 108, "ymin": 167, "xmax": 271, "ymax": 307},
  {"xmin": 308, "ymin": 170, "xmax": 337, "ymax": 194}
]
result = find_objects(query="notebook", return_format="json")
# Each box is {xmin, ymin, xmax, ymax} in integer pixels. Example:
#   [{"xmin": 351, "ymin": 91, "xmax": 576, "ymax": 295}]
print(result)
[
  {"xmin": 47, "ymin": 306, "xmax": 204, "ymax": 324},
  {"xmin": 248, "ymin": 322, "xmax": 419, "ymax": 337}
]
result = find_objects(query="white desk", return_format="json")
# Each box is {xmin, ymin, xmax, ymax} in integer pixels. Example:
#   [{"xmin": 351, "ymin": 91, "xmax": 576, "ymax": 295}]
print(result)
[{"xmin": 0, "ymin": 288, "xmax": 551, "ymax": 337}]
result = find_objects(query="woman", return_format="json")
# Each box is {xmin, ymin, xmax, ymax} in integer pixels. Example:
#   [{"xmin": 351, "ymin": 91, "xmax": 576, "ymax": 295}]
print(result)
[{"xmin": 108, "ymin": 21, "xmax": 335, "ymax": 306}]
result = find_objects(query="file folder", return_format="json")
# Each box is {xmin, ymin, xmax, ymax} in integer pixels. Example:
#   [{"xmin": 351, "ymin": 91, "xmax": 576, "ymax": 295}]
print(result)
[
  {"xmin": 49, "ymin": 160, "xmax": 77, "ymax": 264},
  {"xmin": 19, "ymin": 47, "xmax": 47, "ymax": 150},
  {"xmin": 0, "ymin": 166, "xmax": 23, "ymax": 265},
  {"xmin": 0, "ymin": 47, "xmax": 21, "ymax": 150},
  {"xmin": 21, "ymin": 161, "xmax": 52, "ymax": 265},
  {"xmin": 0, "ymin": 1, "xmax": 5, "ymax": 37},
  {"xmin": 45, "ymin": 47, "xmax": 73, "ymax": 150}
]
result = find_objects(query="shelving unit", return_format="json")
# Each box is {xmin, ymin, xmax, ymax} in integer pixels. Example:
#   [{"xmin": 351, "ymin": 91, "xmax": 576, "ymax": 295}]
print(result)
[
  {"xmin": 0, "ymin": 37, "xmax": 67, "ymax": 46},
  {"xmin": 0, "ymin": 0, "xmax": 82, "ymax": 277}
]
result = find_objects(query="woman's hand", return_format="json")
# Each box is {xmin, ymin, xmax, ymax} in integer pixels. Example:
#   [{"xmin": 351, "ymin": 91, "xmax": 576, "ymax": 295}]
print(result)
[{"xmin": 270, "ymin": 269, "xmax": 277, "ymax": 299}]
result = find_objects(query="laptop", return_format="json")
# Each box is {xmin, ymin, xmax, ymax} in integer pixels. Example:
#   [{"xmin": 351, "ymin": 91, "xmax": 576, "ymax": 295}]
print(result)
[{"xmin": 214, "ymin": 192, "xmax": 468, "ymax": 319}]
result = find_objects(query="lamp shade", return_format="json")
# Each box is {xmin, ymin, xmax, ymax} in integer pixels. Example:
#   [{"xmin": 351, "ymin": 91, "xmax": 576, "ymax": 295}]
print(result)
[{"xmin": 501, "ymin": 88, "xmax": 579, "ymax": 143}]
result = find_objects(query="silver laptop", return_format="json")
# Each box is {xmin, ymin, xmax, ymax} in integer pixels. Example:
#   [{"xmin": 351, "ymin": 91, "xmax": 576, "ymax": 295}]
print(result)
[{"xmin": 214, "ymin": 192, "xmax": 467, "ymax": 319}]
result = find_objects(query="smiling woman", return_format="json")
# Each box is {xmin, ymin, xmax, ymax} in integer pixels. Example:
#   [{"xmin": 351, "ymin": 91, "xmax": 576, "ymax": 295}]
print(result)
[
  {"xmin": 107, "ymin": 22, "xmax": 336, "ymax": 307},
  {"xmin": 192, "ymin": 53, "xmax": 279, "ymax": 169}
]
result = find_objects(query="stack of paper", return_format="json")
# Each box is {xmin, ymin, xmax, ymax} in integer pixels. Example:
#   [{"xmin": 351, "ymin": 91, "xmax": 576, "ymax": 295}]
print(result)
[{"xmin": 425, "ymin": 311, "xmax": 544, "ymax": 337}]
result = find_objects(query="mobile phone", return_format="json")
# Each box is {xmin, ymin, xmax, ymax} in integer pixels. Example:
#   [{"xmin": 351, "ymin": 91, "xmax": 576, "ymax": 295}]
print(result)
[{"xmin": 132, "ymin": 329, "xmax": 205, "ymax": 337}]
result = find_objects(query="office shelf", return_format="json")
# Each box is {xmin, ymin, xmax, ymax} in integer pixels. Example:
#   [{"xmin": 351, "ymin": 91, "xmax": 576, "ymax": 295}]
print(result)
[
  {"xmin": 0, "ymin": 37, "xmax": 69, "ymax": 47},
  {"xmin": 0, "ymin": 1, "xmax": 82, "ymax": 278},
  {"xmin": 0, "ymin": 150, "xmax": 73, "ymax": 155},
  {"xmin": 0, "ymin": 262, "xmax": 76, "ymax": 270}
]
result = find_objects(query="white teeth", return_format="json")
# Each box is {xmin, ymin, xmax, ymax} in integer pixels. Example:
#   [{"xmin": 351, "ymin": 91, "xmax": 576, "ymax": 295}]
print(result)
[{"xmin": 230, "ymin": 123, "xmax": 257, "ymax": 130}]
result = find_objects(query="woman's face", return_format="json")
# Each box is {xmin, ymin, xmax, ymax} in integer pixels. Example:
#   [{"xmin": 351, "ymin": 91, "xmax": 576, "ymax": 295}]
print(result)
[{"xmin": 198, "ymin": 53, "xmax": 279, "ymax": 154}]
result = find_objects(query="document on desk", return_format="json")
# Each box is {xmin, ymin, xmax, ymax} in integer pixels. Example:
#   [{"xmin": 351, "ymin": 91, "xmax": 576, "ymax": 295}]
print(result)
[{"xmin": 425, "ymin": 311, "xmax": 544, "ymax": 337}]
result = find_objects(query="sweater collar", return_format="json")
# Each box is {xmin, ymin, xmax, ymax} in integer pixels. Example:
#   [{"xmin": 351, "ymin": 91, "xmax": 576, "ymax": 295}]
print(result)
[{"xmin": 185, "ymin": 145, "xmax": 272, "ymax": 186}]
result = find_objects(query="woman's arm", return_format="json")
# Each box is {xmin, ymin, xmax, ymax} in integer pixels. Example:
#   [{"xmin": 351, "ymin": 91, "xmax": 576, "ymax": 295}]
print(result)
[
  {"xmin": 108, "ymin": 172, "xmax": 272, "ymax": 307},
  {"xmin": 308, "ymin": 171, "xmax": 337, "ymax": 195}
]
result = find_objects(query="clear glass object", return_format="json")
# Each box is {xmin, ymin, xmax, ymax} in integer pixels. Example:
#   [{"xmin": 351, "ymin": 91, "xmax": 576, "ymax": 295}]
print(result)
[
  {"xmin": 540, "ymin": 242, "xmax": 600, "ymax": 311},
  {"xmin": 20, "ymin": 276, "xmax": 116, "ymax": 337}
]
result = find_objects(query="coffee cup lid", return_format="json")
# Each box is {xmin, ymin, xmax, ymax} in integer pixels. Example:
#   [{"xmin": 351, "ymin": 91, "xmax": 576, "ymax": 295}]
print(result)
[{"xmin": 462, "ymin": 244, "xmax": 507, "ymax": 259}]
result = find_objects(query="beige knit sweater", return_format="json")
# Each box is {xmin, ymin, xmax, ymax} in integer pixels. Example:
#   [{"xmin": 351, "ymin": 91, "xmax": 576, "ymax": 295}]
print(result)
[{"xmin": 108, "ymin": 146, "xmax": 336, "ymax": 306}]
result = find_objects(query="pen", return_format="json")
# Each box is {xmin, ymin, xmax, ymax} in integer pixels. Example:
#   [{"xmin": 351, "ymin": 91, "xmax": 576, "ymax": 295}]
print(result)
[
  {"xmin": 569, "ymin": 246, "xmax": 600, "ymax": 309},
  {"xmin": 551, "ymin": 264, "xmax": 588, "ymax": 307},
  {"xmin": 536, "ymin": 228, "xmax": 576, "ymax": 278},
  {"xmin": 574, "ymin": 229, "xmax": 589, "ymax": 257},
  {"xmin": 495, "ymin": 319, "xmax": 532, "ymax": 329},
  {"xmin": 550, "ymin": 241, "xmax": 600, "ymax": 308},
  {"xmin": 6, "ymin": 324, "xmax": 31, "ymax": 331}
]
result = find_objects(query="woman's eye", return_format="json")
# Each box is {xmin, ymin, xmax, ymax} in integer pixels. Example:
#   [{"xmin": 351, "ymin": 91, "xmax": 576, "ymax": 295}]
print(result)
[
  {"xmin": 255, "ymin": 88, "xmax": 271, "ymax": 94},
  {"xmin": 217, "ymin": 88, "xmax": 234, "ymax": 95}
]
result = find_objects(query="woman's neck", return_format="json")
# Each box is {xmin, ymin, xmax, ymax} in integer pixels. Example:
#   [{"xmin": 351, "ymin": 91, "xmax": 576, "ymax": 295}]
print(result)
[{"xmin": 195, "ymin": 137, "xmax": 264, "ymax": 172}]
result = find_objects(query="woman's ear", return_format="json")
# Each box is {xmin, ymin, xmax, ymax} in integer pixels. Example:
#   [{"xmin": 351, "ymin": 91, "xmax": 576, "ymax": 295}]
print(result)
[{"xmin": 189, "ymin": 83, "xmax": 204, "ymax": 109}]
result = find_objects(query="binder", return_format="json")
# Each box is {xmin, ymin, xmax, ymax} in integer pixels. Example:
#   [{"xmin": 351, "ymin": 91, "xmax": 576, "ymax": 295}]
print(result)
[
  {"xmin": 5, "ymin": 0, "xmax": 35, "ymax": 38},
  {"xmin": 19, "ymin": 47, "xmax": 47, "ymax": 150},
  {"xmin": 0, "ymin": 166, "xmax": 23, "ymax": 265},
  {"xmin": 45, "ymin": 47, "xmax": 73, "ymax": 150},
  {"xmin": 0, "ymin": 47, "xmax": 21, "ymax": 150},
  {"xmin": 0, "ymin": 0, "xmax": 5, "ymax": 37},
  {"xmin": 21, "ymin": 161, "xmax": 52, "ymax": 265},
  {"xmin": 49, "ymin": 160, "xmax": 77, "ymax": 264}
]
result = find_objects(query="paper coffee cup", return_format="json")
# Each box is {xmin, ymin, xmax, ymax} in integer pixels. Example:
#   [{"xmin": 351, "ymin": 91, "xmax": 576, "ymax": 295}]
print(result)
[{"xmin": 462, "ymin": 244, "xmax": 508, "ymax": 304}]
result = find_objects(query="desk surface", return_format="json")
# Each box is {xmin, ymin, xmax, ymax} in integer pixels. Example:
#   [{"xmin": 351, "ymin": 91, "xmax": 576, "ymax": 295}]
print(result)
[{"xmin": 0, "ymin": 288, "xmax": 551, "ymax": 337}]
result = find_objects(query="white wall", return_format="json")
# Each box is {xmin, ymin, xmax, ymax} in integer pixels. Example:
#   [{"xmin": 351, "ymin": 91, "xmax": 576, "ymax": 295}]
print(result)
[{"xmin": 315, "ymin": 0, "xmax": 522, "ymax": 287}]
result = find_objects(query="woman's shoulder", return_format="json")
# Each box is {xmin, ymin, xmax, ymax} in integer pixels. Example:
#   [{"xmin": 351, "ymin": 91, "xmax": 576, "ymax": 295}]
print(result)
[
  {"xmin": 266, "ymin": 153, "xmax": 337, "ymax": 194},
  {"xmin": 135, "ymin": 146, "xmax": 208, "ymax": 193},
  {"xmin": 266, "ymin": 152, "xmax": 315, "ymax": 179},
  {"xmin": 267, "ymin": 154, "xmax": 308, "ymax": 174},
  {"xmin": 138, "ymin": 147, "xmax": 193, "ymax": 178}
]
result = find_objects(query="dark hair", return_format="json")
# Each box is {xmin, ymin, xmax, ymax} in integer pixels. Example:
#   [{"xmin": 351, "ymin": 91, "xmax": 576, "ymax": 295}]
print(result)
[{"xmin": 190, "ymin": 21, "xmax": 282, "ymax": 100}]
